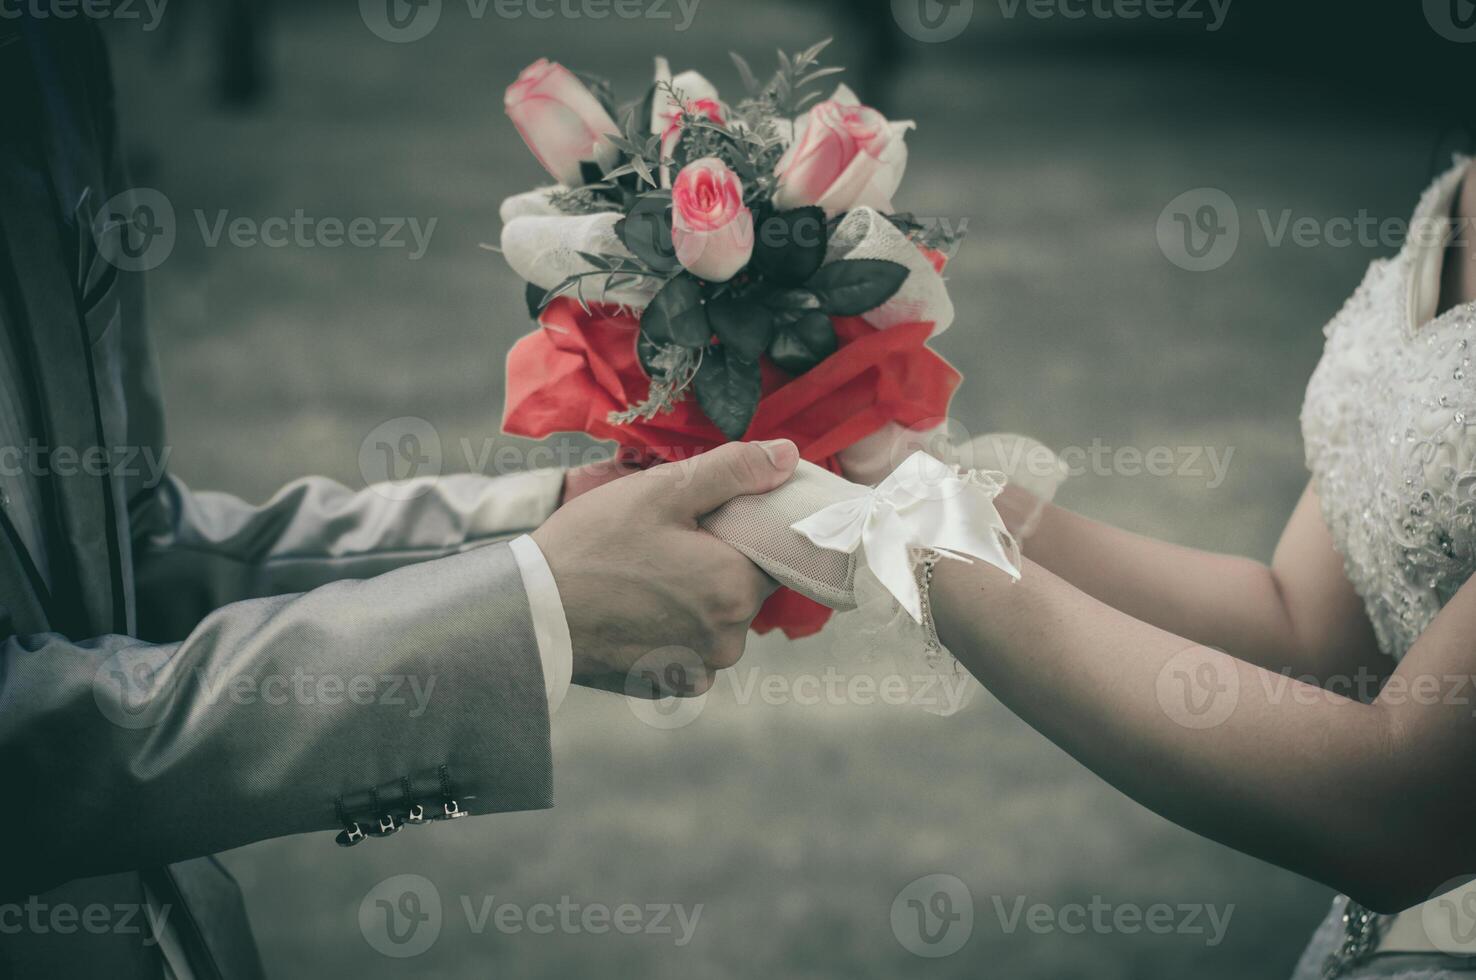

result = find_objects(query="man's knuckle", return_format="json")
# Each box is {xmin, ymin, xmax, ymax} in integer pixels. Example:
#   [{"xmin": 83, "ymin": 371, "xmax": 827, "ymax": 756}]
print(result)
[{"xmin": 707, "ymin": 633, "xmax": 746, "ymax": 669}]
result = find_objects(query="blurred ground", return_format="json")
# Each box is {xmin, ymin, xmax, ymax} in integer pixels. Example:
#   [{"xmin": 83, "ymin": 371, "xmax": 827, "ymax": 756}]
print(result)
[{"xmin": 105, "ymin": 2, "xmax": 1455, "ymax": 977}]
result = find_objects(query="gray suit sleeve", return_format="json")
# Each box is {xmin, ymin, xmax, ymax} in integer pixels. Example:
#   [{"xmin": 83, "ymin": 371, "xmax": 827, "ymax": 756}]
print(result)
[
  {"xmin": 130, "ymin": 468, "xmax": 565, "ymax": 641},
  {"xmin": 0, "ymin": 542, "xmax": 553, "ymax": 900}
]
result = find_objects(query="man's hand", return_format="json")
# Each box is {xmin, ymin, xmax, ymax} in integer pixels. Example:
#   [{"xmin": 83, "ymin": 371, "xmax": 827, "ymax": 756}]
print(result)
[
  {"xmin": 532, "ymin": 440, "xmax": 800, "ymax": 696},
  {"xmin": 560, "ymin": 454, "xmax": 646, "ymax": 504}
]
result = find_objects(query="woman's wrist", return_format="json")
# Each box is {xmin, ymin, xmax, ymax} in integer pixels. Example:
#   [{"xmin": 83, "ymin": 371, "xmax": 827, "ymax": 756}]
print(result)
[{"xmin": 995, "ymin": 483, "xmax": 1051, "ymax": 547}]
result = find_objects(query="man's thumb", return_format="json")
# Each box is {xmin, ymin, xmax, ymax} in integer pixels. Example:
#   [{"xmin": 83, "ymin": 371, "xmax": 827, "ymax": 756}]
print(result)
[{"xmin": 660, "ymin": 440, "xmax": 799, "ymax": 519}]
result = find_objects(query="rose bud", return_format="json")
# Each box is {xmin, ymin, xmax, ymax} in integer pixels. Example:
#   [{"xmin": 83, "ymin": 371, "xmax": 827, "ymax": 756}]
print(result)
[
  {"xmin": 671, "ymin": 157, "xmax": 754, "ymax": 283},
  {"xmin": 650, "ymin": 58, "xmax": 725, "ymax": 185},
  {"xmin": 773, "ymin": 84, "xmax": 914, "ymax": 216},
  {"xmin": 661, "ymin": 98, "xmax": 723, "ymax": 165},
  {"xmin": 505, "ymin": 58, "xmax": 620, "ymax": 187}
]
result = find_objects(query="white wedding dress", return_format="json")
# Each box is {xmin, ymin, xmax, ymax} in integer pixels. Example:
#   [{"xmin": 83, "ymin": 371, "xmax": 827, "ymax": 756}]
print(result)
[{"xmin": 1290, "ymin": 158, "xmax": 1476, "ymax": 978}]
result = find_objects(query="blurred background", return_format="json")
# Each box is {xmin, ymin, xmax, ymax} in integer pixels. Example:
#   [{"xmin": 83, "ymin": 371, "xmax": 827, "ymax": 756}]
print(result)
[{"xmin": 102, "ymin": 1, "xmax": 1471, "ymax": 976}]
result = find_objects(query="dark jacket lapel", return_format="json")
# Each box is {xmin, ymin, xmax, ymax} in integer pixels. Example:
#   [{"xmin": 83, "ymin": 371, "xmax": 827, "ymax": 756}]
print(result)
[{"xmin": 0, "ymin": 81, "xmax": 124, "ymax": 637}]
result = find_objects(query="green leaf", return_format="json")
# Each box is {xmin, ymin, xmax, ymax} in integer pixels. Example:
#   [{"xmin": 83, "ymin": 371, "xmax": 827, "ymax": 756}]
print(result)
[
  {"xmin": 628, "ymin": 155, "xmax": 657, "ymax": 189},
  {"xmin": 752, "ymin": 206, "xmax": 828, "ymax": 286},
  {"xmin": 708, "ymin": 298, "xmax": 773, "ymax": 362},
  {"xmin": 797, "ymin": 38, "xmax": 833, "ymax": 67},
  {"xmin": 616, "ymin": 192, "xmax": 679, "ymax": 273},
  {"xmin": 794, "ymin": 91, "xmax": 823, "ymax": 112},
  {"xmin": 603, "ymin": 134, "xmax": 644, "ymax": 157},
  {"xmin": 636, "ymin": 82, "xmax": 657, "ymax": 138},
  {"xmin": 641, "ymin": 274, "xmax": 710, "ymax": 348},
  {"xmin": 525, "ymin": 281, "xmax": 545, "ymax": 319},
  {"xmin": 730, "ymin": 51, "xmax": 760, "ymax": 95},
  {"xmin": 694, "ymin": 346, "xmax": 761, "ymax": 440},
  {"xmin": 807, "ymin": 258, "xmax": 909, "ymax": 316},
  {"xmin": 767, "ymin": 311, "xmax": 836, "ymax": 374},
  {"xmin": 798, "ymin": 66, "xmax": 845, "ymax": 87},
  {"xmin": 760, "ymin": 287, "xmax": 822, "ymax": 313}
]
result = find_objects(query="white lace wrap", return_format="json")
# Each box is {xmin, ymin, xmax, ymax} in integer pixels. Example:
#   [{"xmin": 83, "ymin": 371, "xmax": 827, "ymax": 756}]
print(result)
[
  {"xmin": 826, "ymin": 207, "xmax": 954, "ymax": 335},
  {"xmin": 498, "ymin": 187, "xmax": 660, "ymax": 309},
  {"xmin": 700, "ymin": 450, "xmax": 1029, "ymax": 716}
]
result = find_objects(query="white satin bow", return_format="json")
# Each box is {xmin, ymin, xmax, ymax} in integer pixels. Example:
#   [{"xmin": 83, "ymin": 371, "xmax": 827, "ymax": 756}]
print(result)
[{"xmin": 790, "ymin": 451, "xmax": 1021, "ymax": 623}]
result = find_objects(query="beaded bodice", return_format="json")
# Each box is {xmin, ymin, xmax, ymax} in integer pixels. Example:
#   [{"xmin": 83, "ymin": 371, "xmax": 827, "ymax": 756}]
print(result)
[{"xmin": 1301, "ymin": 159, "xmax": 1476, "ymax": 660}]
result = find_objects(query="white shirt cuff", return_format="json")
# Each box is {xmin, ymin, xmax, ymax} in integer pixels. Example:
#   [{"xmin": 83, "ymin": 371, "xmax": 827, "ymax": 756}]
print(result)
[{"xmin": 508, "ymin": 534, "xmax": 573, "ymax": 715}]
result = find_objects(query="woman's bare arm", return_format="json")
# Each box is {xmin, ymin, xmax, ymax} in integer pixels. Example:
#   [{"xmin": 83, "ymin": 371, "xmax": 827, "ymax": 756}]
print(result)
[
  {"xmin": 995, "ymin": 480, "xmax": 1383, "ymax": 682},
  {"xmin": 932, "ymin": 544, "xmax": 1476, "ymax": 912}
]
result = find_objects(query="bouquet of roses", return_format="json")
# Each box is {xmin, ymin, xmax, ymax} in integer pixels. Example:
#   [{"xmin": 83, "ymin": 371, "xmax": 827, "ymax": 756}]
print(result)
[{"xmin": 496, "ymin": 40, "xmax": 967, "ymax": 638}]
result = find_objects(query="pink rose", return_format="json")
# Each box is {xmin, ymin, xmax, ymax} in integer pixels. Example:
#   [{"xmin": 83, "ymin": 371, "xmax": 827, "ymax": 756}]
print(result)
[
  {"xmin": 505, "ymin": 59, "xmax": 620, "ymax": 187},
  {"xmin": 773, "ymin": 85, "xmax": 913, "ymax": 216},
  {"xmin": 671, "ymin": 157, "xmax": 754, "ymax": 283}
]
